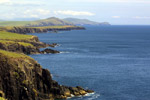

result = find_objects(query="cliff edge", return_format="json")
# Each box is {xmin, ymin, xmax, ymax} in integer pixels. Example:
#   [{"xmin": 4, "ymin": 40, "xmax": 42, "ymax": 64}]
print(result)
[
  {"xmin": 0, "ymin": 27, "xmax": 94, "ymax": 100},
  {"xmin": 0, "ymin": 50, "xmax": 93, "ymax": 100}
]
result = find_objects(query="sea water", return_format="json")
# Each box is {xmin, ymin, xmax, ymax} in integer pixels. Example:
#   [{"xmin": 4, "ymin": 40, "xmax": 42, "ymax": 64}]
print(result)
[{"xmin": 30, "ymin": 25, "xmax": 150, "ymax": 100}]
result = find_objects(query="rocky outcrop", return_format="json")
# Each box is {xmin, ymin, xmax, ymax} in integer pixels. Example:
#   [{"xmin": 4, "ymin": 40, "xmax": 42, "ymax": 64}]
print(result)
[
  {"xmin": 0, "ymin": 42, "xmax": 61, "ymax": 55},
  {"xmin": 0, "ymin": 42, "xmax": 39, "ymax": 55},
  {"xmin": 41, "ymin": 48, "xmax": 60, "ymax": 54},
  {"xmin": 0, "ymin": 36, "xmax": 59, "ymax": 55},
  {"xmin": 6, "ymin": 26, "xmax": 85, "ymax": 34},
  {"xmin": 0, "ymin": 50, "xmax": 94, "ymax": 100},
  {"xmin": 0, "ymin": 26, "xmax": 94, "ymax": 100}
]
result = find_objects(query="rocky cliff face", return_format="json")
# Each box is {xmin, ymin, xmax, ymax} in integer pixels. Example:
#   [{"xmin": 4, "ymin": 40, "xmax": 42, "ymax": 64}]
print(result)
[
  {"xmin": 0, "ymin": 50, "xmax": 93, "ymax": 100},
  {"xmin": 6, "ymin": 26, "xmax": 85, "ymax": 34},
  {"xmin": 0, "ymin": 35, "xmax": 59, "ymax": 55},
  {"xmin": 0, "ymin": 27, "xmax": 93, "ymax": 100},
  {"xmin": 0, "ymin": 42, "xmax": 38, "ymax": 55}
]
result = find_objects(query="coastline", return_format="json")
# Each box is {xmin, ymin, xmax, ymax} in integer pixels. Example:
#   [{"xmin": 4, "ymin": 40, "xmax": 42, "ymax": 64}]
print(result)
[
  {"xmin": 1, "ymin": 26, "xmax": 85, "ymax": 34},
  {"xmin": 0, "ymin": 27, "xmax": 94, "ymax": 100}
]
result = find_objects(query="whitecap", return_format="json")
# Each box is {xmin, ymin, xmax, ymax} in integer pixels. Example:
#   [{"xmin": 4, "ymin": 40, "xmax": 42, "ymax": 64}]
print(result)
[
  {"xmin": 59, "ymin": 51, "xmax": 70, "ymax": 54},
  {"xmin": 86, "ymin": 93, "xmax": 100, "ymax": 100}
]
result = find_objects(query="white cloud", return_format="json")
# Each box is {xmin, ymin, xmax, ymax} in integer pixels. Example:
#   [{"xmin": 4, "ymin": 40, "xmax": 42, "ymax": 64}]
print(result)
[
  {"xmin": 37, "ymin": 9, "xmax": 50, "ymax": 15},
  {"xmin": 112, "ymin": 16, "xmax": 121, "ymax": 18},
  {"xmin": 67, "ymin": 0, "xmax": 150, "ymax": 3},
  {"xmin": 0, "ymin": 0, "xmax": 10, "ymax": 3},
  {"xmin": 54, "ymin": 10, "xmax": 95, "ymax": 16},
  {"xmin": 0, "ymin": 0, "xmax": 43, "ymax": 6},
  {"xmin": 0, "ymin": 0, "xmax": 12, "ymax": 5},
  {"xmin": 133, "ymin": 16, "xmax": 150, "ymax": 19},
  {"xmin": 24, "ymin": 9, "xmax": 50, "ymax": 18}
]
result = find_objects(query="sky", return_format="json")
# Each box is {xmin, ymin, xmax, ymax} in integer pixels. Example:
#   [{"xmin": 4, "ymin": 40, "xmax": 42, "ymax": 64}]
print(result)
[{"xmin": 0, "ymin": 0, "xmax": 150, "ymax": 25}]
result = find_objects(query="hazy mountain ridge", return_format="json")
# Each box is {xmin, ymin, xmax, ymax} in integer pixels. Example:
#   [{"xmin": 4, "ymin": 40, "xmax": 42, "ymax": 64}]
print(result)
[
  {"xmin": 0, "ymin": 17, "xmax": 73, "ymax": 27},
  {"xmin": 0, "ymin": 17, "xmax": 110, "ymax": 27},
  {"xmin": 64, "ymin": 18, "xmax": 110, "ymax": 25}
]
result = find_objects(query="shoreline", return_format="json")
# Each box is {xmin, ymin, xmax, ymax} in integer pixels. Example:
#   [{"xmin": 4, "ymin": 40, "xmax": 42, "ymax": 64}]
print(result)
[
  {"xmin": 0, "ymin": 27, "xmax": 94, "ymax": 100},
  {"xmin": 1, "ymin": 26, "xmax": 85, "ymax": 34}
]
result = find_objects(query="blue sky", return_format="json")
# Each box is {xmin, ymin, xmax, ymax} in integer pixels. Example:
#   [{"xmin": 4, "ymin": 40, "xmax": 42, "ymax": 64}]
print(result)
[{"xmin": 0, "ymin": 0, "xmax": 150, "ymax": 25}]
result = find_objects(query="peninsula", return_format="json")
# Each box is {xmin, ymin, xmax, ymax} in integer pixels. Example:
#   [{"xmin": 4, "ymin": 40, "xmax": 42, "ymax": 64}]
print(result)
[{"xmin": 0, "ymin": 25, "xmax": 93, "ymax": 100}]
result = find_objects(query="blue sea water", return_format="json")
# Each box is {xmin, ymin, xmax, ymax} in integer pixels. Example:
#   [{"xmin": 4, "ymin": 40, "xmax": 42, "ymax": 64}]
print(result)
[{"xmin": 30, "ymin": 25, "xmax": 150, "ymax": 100}]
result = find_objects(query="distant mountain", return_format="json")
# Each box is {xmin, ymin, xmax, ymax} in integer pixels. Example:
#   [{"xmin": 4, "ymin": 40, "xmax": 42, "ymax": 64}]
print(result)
[
  {"xmin": 27, "ymin": 17, "xmax": 73, "ymax": 27},
  {"xmin": 11, "ymin": 18, "xmax": 40, "ymax": 21},
  {"xmin": 0, "ymin": 17, "xmax": 73, "ymax": 27},
  {"xmin": 64, "ymin": 18, "xmax": 110, "ymax": 25}
]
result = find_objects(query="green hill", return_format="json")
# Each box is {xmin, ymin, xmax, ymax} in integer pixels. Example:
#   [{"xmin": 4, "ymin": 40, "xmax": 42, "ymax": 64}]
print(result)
[
  {"xmin": 64, "ymin": 18, "xmax": 110, "ymax": 25},
  {"xmin": 0, "ymin": 17, "xmax": 73, "ymax": 27}
]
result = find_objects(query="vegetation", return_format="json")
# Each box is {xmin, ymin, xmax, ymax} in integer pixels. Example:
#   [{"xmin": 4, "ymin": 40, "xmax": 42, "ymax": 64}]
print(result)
[
  {"xmin": 0, "ymin": 17, "xmax": 73, "ymax": 27},
  {"xmin": 32, "ymin": 25, "xmax": 78, "ymax": 29},
  {"xmin": 0, "ymin": 97, "xmax": 6, "ymax": 100},
  {"xmin": 0, "ymin": 40, "xmax": 15, "ymax": 46},
  {"xmin": 0, "ymin": 31, "xmax": 33, "ymax": 40},
  {"xmin": 0, "ymin": 21, "xmax": 31, "ymax": 26},
  {"xmin": 0, "ymin": 49, "xmax": 32, "ymax": 59},
  {"xmin": 64, "ymin": 18, "xmax": 110, "ymax": 25},
  {"xmin": 18, "ymin": 42, "xmax": 34, "ymax": 47}
]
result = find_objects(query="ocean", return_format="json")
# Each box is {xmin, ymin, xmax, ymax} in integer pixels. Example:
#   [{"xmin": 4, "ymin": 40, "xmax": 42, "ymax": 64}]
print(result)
[{"xmin": 30, "ymin": 25, "xmax": 150, "ymax": 100}]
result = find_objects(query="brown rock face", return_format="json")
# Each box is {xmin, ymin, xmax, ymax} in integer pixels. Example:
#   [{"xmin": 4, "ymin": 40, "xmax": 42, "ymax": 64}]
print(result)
[
  {"xmin": 6, "ymin": 26, "xmax": 86, "ymax": 34},
  {"xmin": 41, "ymin": 48, "xmax": 60, "ymax": 54},
  {"xmin": 0, "ymin": 42, "xmax": 39, "ymax": 55},
  {"xmin": 0, "ymin": 51, "xmax": 93, "ymax": 100}
]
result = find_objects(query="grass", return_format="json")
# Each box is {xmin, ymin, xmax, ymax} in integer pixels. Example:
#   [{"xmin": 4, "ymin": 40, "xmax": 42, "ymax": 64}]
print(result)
[
  {"xmin": 32, "ymin": 25, "xmax": 80, "ymax": 29},
  {"xmin": 0, "ymin": 49, "xmax": 31, "ymax": 58},
  {"xmin": 0, "ymin": 97, "xmax": 6, "ymax": 100},
  {"xmin": 0, "ymin": 21, "xmax": 32, "ymax": 26},
  {"xmin": 0, "ymin": 40, "xmax": 34, "ymax": 47},
  {"xmin": 0, "ymin": 40, "xmax": 15, "ymax": 46},
  {"xmin": 18, "ymin": 42, "xmax": 34, "ymax": 47},
  {"xmin": 0, "ymin": 31, "xmax": 33, "ymax": 40},
  {"xmin": 0, "ymin": 17, "xmax": 73, "ymax": 27}
]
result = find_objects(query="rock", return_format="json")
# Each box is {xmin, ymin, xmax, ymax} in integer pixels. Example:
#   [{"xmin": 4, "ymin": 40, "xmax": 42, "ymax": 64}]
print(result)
[
  {"xmin": 41, "ymin": 48, "xmax": 60, "ymax": 54},
  {"xmin": 49, "ymin": 43, "xmax": 58, "ymax": 47},
  {"xmin": 0, "ymin": 50, "xmax": 94, "ymax": 100},
  {"xmin": 86, "ymin": 89, "xmax": 94, "ymax": 93},
  {"xmin": 6, "ymin": 26, "xmax": 85, "ymax": 34}
]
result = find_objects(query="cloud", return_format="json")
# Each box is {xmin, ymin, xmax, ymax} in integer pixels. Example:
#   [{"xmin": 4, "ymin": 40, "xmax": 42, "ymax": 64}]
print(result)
[
  {"xmin": 54, "ymin": 10, "xmax": 95, "ymax": 16},
  {"xmin": 112, "ymin": 16, "xmax": 121, "ymax": 18},
  {"xmin": 23, "ymin": 9, "xmax": 50, "ymax": 18},
  {"xmin": 0, "ymin": 0, "xmax": 10, "ymax": 3},
  {"xmin": 133, "ymin": 16, "xmax": 150, "ymax": 19},
  {"xmin": 0, "ymin": 0, "xmax": 12, "ymax": 5},
  {"xmin": 0, "ymin": 0, "xmax": 43, "ymax": 6},
  {"xmin": 67, "ymin": 0, "xmax": 150, "ymax": 3}
]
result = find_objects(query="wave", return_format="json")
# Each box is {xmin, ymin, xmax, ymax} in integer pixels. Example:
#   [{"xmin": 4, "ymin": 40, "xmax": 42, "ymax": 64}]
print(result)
[
  {"xmin": 59, "ymin": 51, "xmax": 70, "ymax": 54},
  {"xmin": 67, "ymin": 92, "xmax": 100, "ymax": 100},
  {"xmin": 86, "ymin": 93, "xmax": 100, "ymax": 100}
]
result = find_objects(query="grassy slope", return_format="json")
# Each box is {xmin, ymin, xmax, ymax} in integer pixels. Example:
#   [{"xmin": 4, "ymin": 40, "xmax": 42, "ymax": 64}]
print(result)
[
  {"xmin": 0, "ymin": 97, "xmax": 6, "ymax": 100},
  {"xmin": 0, "ymin": 49, "xmax": 32, "ymax": 59},
  {"xmin": 0, "ymin": 50, "xmax": 29, "ymax": 58},
  {"xmin": 64, "ymin": 18, "xmax": 99, "ymax": 25},
  {"xmin": 64, "ymin": 18, "xmax": 110, "ymax": 25},
  {"xmin": 0, "ymin": 31, "xmax": 33, "ymax": 40},
  {"xmin": 0, "ymin": 17, "xmax": 73, "ymax": 27},
  {"xmin": 0, "ymin": 21, "xmax": 30, "ymax": 26},
  {"xmin": 0, "ymin": 31, "xmax": 36, "ymax": 51}
]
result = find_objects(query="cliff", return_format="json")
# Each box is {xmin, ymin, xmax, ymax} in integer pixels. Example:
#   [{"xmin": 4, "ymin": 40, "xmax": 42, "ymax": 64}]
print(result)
[
  {"xmin": 0, "ymin": 17, "xmax": 74, "ymax": 27},
  {"xmin": 0, "ymin": 31, "xmax": 59, "ymax": 54},
  {"xmin": 0, "ymin": 27, "xmax": 94, "ymax": 100},
  {"xmin": 0, "ymin": 50, "xmax": 93, "ymax": 100},
  {"xmin": 1, "ymin": 26, "xmax": 85, "ymax": 34}
]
